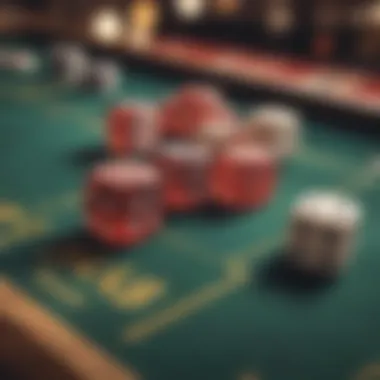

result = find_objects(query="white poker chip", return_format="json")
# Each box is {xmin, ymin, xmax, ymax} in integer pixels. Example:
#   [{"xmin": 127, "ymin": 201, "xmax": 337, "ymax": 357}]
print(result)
[
  {"xmin": 51, "ymin": 43, "xmax": 89, "ymax": 85},
  {"xmin": 0, "ymin": 49, "xmax": 38, "ymax": 73},
  {"xmin": 245, "ymin": 104, "xmax": 302, "ymax": 158},
  {"xmin": 292, "ymin": 191, "xmax": 362, "ymax": 230},
  {"xmin": 249, "ymin": 104, "xmax": 302, "ymax": 132},
  {"xmin": 94, "ymin": 161, "xmax": 160, "ymax": 187},
  {"xmin": 13, "ymin": 50, "xmax": 38, "ymax": 72}
]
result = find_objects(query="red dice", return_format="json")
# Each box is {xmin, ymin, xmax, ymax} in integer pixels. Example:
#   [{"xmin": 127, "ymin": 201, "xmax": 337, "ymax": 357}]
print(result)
[
  {"xmin": 210, "ymin": 144, "xmax": 277, "ymax": 210},
  {"xmin": 159, "ymin": 84, "xmax": 233, "ymax": 138},
  {"xmin": 156, "ymin": 141, "xmax": 213, "ymax": 211},
  {"xmin": 107, "ymin": 102, "xmax": 159, "ymax": 156},
  {"xmin": 85, "ymin": 160, "xmax": 162, "ymax": 246}
]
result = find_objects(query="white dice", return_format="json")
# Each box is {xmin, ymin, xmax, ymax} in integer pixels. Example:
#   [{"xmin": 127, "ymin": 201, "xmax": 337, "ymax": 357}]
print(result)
[
  {"xmin": 287, "ymin": 191, "xmax": 362, "ymax": 276},
  {"xmin": 244, "ymin": 104, "xmax": 302, "ymax": 159}
]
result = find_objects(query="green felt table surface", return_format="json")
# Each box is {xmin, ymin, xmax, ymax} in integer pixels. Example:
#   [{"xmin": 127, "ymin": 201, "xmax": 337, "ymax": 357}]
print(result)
[{"xmin": 1, "ymin": 39, "xmax": 380, "ymax": 380}]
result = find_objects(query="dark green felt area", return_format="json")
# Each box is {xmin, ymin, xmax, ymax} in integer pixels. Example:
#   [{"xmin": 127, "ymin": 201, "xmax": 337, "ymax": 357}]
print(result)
[{"xmin": 1, "ymin": 40, "xmax": 380, "ymax": 380}]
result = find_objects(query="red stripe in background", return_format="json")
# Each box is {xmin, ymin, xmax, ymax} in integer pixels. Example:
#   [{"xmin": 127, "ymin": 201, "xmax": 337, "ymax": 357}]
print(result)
[{"xmin": 151, "ymin": 37, "xmax": 380, "ymax": 104}]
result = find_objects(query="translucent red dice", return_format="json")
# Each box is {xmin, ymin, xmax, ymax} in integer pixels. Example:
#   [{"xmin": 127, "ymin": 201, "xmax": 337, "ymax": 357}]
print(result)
[
  {"xmin": 107, "ymin": 102, "xmax": 159, "ymax": 157},
  {"xmin": 85, "ymin": 160, "xmax": 162, "ymax": 246},
  {"xmin": 210, "ymin": 144, "xmax": 278, "ymax": 211},
  {"xmin": 155, "ymin": 141, "xmax": 213, "ymax": 212},
  {"xmin": 159, "ymin": 84, "xmax": 235, "ymax": 139}
]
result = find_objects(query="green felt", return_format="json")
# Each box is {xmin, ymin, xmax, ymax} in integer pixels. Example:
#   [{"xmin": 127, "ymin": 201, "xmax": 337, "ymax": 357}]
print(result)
[{"xmin": 1, "ymin": 40, "xmax": 380, "ymax": 380}]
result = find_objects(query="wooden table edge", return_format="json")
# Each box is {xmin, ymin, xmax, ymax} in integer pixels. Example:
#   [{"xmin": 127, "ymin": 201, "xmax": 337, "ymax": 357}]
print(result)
[{"xmin": 0, "ymin": 277, "xmax": 139, "ymax": 380}]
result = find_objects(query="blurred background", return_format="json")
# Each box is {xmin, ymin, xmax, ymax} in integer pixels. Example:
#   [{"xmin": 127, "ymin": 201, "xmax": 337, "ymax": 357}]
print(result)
[{"xmin": 1, "ymin": 0, "xmax": 380, "ymax": 70}]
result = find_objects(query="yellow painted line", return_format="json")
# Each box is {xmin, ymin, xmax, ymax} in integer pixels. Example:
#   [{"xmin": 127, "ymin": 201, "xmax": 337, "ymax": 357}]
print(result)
[
  {"xmin": 353, "ymin": 362, "xmax": 380, "ymax": 380},
  {"xmin": 224, "ymin": 257, "xmax": 250, "ymax": 284},
  {"xmin": 234, "ymin": 235, "xmax": 283, "ymax": 262},
  {"xmin": 124, "ymin": 236, "xmax": 277, "ymax": 344},
  {"xmin": 0, "ymin": 201, "xmax": 47, "ymax": 251},
  {"xmin": 34, "ymin": 268, "xmax": 85, "ymax": 308},
  {"xmin": 124, "ymin": 278, "xmax": 238, "ymax": 344},
  {"xmin": 238, "ymin": 372, "xmax": 261, "ymax": 380}
]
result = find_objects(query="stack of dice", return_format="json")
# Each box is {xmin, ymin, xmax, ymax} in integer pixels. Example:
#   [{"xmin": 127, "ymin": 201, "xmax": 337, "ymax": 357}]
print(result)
[{"xmin": 85, "ymin": 83, "xmax": 362, "ymax": 278}]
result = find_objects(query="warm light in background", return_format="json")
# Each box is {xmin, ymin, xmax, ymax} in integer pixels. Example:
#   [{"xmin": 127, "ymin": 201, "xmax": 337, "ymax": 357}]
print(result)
[
  {"xmin": 90, "ymin": 8, "xmax": 123, "ymax": 44},
  {"xmin": 128, "ymin": 0, "xmax": 160, "ymax": 49},
  {"xmin": 214, "ymin": 0, "xmax": 241, "ymax": 16},
  {"xmin": 129, "ymin": 0, "xmax": 160, "ymax": 30},
  {"xmin": 365, "ymin": 0, "xmax": 380, "ymax": 26},
  {"xmin": 0, "ymin": 5, "xmax": 23, "ymax": 31},
  {"xmin": 173, "ymin": 0, "xmax": 206, "ymax": 21},
  {"xmin": 265, "ymin": 1, "xmax": 294, "ymax": 35}
]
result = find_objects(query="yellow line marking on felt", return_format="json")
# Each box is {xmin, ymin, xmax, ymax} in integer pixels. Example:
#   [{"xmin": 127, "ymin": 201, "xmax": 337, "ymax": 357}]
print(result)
[
  {"xmin": 238, "ymin": 373, "xmax": 261, "ymax": 380},
  {"xmin": 353, "ymin": 362, "xmax": 380, "ymax": 380},
  {"xmin": 34, "ymin": 268, "xmax": 85, "ymax": 308},
  {"xmin": 124, "ymin": 278, "xmax": 238, "ymax": 344},
  {"xmin": 0, "ymin": 201, "xmax": 47, "ymax": 250},
  {"xmin": 124, "ymin": 236, "xmax": 279, "ymax": 344}
]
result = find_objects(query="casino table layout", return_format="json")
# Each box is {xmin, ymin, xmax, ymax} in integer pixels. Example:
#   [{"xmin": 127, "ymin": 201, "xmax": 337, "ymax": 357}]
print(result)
[{"xmin": 0, "ymin": 39, "xmax": 380, "ymax": 380}]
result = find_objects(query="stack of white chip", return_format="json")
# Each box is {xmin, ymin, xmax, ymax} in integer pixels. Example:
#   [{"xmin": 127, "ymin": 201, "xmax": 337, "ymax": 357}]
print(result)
[
  {"xmin": 287, "ymin": 191, "xmax": 362, "ymax": 276},
  {"xmin": 0, "ymin": 48, "xmax": 38, "ymax": 73},
  {"xmin": 245, "ymin": 104, "xmax": 302, "ymax": 159},
  {"xmin": 51, "ymin": 43, "xmax": 89, "ymax": 86}
]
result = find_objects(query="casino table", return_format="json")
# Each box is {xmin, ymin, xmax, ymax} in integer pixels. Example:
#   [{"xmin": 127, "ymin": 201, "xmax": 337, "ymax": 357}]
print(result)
[{"xmin": 0, "ymin": 39, "xmax": 380, "ymax": 380}]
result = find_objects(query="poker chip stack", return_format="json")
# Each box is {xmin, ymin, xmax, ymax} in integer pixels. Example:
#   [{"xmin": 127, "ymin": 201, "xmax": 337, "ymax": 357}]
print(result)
[
  {"xmin": 51, "ymin": 43, "xmax": 121, "ymax": 93},
  {"xmin": 0, "ymin": 48, "xmax": 39, "ymax": 73},
  {"xmin": 287, "ymin": 191, "xmax": 362, "ymax": 277},
  {"xmin": 242, "ymin": 104, "xmax": 302, "ymax": 159}
]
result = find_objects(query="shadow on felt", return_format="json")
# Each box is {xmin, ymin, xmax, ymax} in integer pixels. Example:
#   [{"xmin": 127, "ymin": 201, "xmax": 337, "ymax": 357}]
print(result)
[
  {"xmin": 70, "ymin": 145, "xmax": 107, "ymax": 167},
  {"xmin": 254, "ymin": 250, "xmax": 335, "ymax": 295},
  {"xmin": 167, "ymin": 202, "xmax": 258, "ymax": 223}
]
